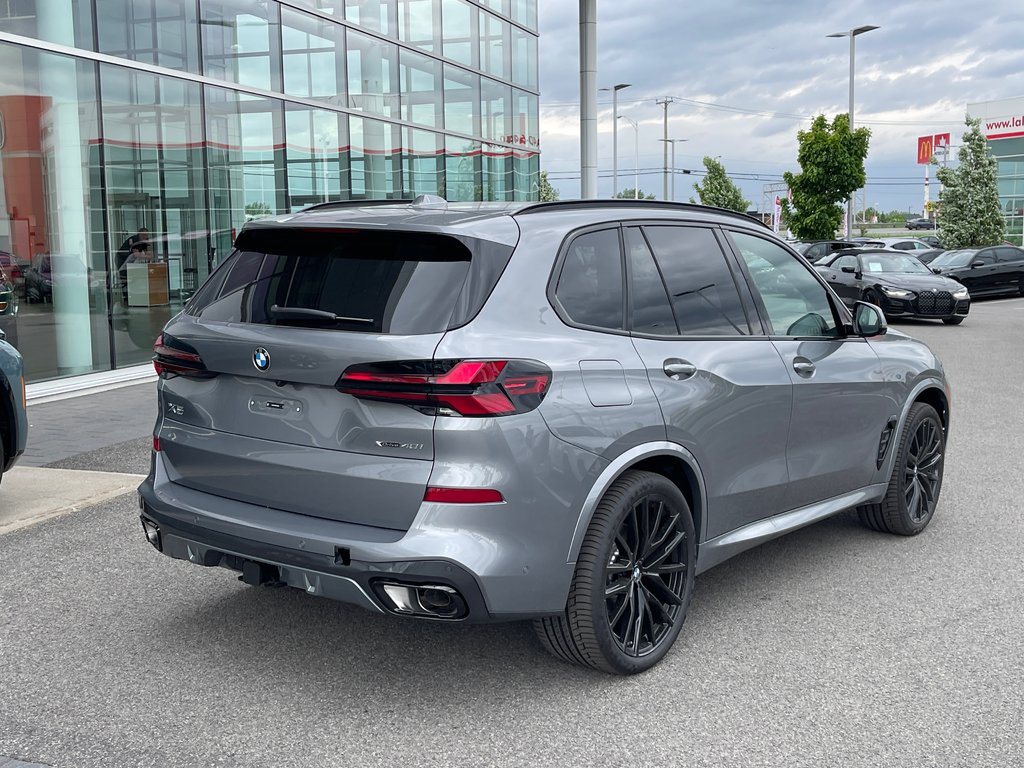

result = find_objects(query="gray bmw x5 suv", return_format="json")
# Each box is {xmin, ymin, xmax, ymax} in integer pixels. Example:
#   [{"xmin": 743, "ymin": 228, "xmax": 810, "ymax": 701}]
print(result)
[{"xmin": 139, "ymin": 199, "xmax": 950, "ymax": 674}]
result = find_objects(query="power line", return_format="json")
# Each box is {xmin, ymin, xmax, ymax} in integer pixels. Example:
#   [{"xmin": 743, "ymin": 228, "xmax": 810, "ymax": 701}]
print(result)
[{"xmin": 540, "ymin": 94, "xmax": 956, "ymax": 126}]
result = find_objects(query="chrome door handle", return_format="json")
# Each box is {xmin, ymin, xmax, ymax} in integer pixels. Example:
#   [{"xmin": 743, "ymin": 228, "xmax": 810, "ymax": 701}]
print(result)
[
  {"xmin": 792, "ymin": 359, "xmax": 816, "ymax": 377},
  {"xmin": 663, "ymin": 359, "xmax": 697, "ymax": 380}
]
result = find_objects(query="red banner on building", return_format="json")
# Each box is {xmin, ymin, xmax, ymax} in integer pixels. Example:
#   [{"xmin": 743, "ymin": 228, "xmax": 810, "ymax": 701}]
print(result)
[{"xmin": 917, "ymin": 135, "xmax": 934, "ymax": 164}]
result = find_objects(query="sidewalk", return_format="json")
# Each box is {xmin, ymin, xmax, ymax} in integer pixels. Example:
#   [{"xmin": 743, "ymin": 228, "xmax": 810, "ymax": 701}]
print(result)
[{"xmin": 0, "ymin": 381, "xmax": 156, "ymax": 534}]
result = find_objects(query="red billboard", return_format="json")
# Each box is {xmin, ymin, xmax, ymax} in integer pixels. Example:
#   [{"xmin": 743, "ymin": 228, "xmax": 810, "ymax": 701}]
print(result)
[{"xmin": 917, "ymin": 135, "xmax": 934, "ymax": 164}]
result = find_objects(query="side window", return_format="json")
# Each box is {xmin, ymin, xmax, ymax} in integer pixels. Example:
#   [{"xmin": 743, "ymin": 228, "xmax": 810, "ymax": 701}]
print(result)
[
  {"xmin": 996, "ymin": 247, "xmax": 1023, "ymax": 263},
  {"xmin": 554, "ymin": 229, "xmax": 624, "ymax": 330},
  {"xmin": 805, "ymin": 243, "xmax": 825, "ymax": 259},
  {"xmin": 624, "ymin": 227, "xmax": 677, "ymax": 335},
  {"xmin": 975, "ymin": 250, "xmax": 996, "ymax": 265},
  {"xmin": 730, "ymin": 231, "xmax": 840, "ymax": 338},
  {"xmin": 891, "ymin": 242, "xmax": 913, "ymax": 251},
  {"xmin": 642, "ymin": 225, "xmax": 750, "ymax": 336},
  {"xmin": 833, "ymin": 255, "xmax": 858, "ymax": 272}
]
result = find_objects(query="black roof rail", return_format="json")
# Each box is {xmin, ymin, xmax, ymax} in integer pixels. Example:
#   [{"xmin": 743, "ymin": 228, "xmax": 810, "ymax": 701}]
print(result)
[
  {"xmin": 513, "ymin": 199, "xmax": 770, "ymax": 229},
  {"xmin": 299, "ymin": 198, "xmax": 415, "ymax": 213}
]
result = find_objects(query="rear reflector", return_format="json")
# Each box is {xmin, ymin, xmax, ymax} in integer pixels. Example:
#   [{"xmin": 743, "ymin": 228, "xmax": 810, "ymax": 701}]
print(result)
[
  {"xmin": 424, "ymin": 487, "xmax": 505, "ymax": 504},
  {"xmin": 337, "ymin": 359, "xmax": 551, "ymax": 418},
  {"xmin": 153, "ymin": 436, "xmax": 161, "ymax": 452}
]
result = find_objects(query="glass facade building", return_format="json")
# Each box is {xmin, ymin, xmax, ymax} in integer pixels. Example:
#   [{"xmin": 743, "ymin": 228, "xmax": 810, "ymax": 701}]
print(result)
[{"xmin": 0, "ymin": 0, "xmax": 539, "ymax": 383}]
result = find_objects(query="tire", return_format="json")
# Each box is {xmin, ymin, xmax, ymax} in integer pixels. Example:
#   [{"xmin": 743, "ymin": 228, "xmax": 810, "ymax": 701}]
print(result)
[
  {"xmin": 942, "ymin": 316, "xmax": 964, "ymax": 325},
  {"xmin": 534, "ymin": 470, "xmax": 696, "ymax": 675},
  {"xmin": 857, "ymin": 403, "xmax": 944, "ymax": 536}
]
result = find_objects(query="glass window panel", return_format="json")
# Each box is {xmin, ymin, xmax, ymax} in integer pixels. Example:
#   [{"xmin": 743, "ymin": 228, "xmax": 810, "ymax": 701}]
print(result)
[
  {"xmin": 101, "ymin": 65, "xmax": 208, "ymax": 365},
  {"xmin": 201, "ymin": 0, "xmax": 280, "ymax": 91},
  {"xmin": 479, "ymin": 10, "xmax": 509, "ymax": 81},
  {"xmin": 92, "ymin": 0, "xmax": 199, "ymax": 71},
  {"xmin": 346, "ymin": 28, "xmax": 399, "ymax": 119},
  {"xmin": 511, "ymin": 0, "xmax": 537, "ymax": 30},
  {"xmin": 511, "ymin": 26, "xmax": 537, "ymax": 89},
  {"xmin": 399, "ymin": 48, "xmax": 442, "ymax": 129},
  {"xmin": 625, "ymin": 228, "xmax": 677, "ymax": 335},
  {"xmin": 345, "ymin": 0, "xmax": 396, "ymax": 36},
  {"xmin": 0, "ymin": 43, "xmax": 110, "ymax": 380},
  {"xmin": 443, "ymin": 65, "xmax": 478, "ymax": 137},
  {"xmin": 285, "ymin": 0, "xmax": 344, "ymax": 16},
  {"xmin": 282, "ymin": 7, "xmax": 344, "ymax": 99},
  {"xmin": 205, "ymin": 85, "xmax": 287, "ymax": 269},
  {"xmin": 349, "ymin": 115, "xmax": 402, "ymax": 199},
  {"xmin": 445, "ymin": 135, "xmax": 479, "ymax": 201},
  {"xmin": 404, "ymin": 128, "xmax": 444, "ymax": 197},
  {"xmin": 731, "ymin": 231, "xmax": 840, "ymax": 338},
  {"xmin": 644, "ymin": 226, "xmax": 750, "ymax": 336},
  {"xmin": 398, "ymin": 0, "xmax": 439, "ymax": 52},
  {"xmin": 481, "ymin": 144, "xmax": 512, "ymax": 201},
  {"xmin": 480, "ymin": 77, "xmax": 511, "ymax": 143},
  {"xmin": 442, "ymin": 0, "xmax": 475, "ymax": 67},
  {"xmin": 555, "ymin": 230, "xmax": 624, "ymax": 330},
  {"xmin": 512, "ymin": 89, "xmax": 539, "ymax": 150},
  {"xmin": 286, "ymin": 104, "xmax": 350, "ymax": 207},
  {"xmin": 512, "ymin": 149, "xmax": 538, "ymax": 201},
  {"xmin": 0, "ymin": 0, "xmax": 92, "ymax": 48}
]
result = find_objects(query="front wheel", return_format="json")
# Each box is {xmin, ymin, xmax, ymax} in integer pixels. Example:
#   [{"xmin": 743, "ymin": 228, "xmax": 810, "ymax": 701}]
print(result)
[
  {"xmin": 942, "ymin": 316, "xmax": 964, "ymax": 325},
  {"xmin": 534, "ymin": 470, "xmax": 696, "ymax": 674},
  {"xmin": 857, "ymin": 403, "xmax": 945, "ymax": 535}
]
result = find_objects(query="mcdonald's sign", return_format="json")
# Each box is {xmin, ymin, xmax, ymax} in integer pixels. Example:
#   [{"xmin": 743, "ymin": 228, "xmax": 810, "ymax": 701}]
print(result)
[{"xmin": 917, "ymin": 135, "xmax": 933, "ymax": 164}]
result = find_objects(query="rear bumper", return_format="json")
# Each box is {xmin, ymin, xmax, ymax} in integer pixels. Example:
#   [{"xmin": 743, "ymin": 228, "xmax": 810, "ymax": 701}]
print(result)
[{"xmin": 137, "ymin": 449, "xmax": 583, "ymax": 621}]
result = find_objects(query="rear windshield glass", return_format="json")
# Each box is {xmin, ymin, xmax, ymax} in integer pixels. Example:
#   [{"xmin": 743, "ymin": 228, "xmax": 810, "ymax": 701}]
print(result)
[{"xmin": 187, "ymin": 229, "xmax": 473, "ymax": 334}]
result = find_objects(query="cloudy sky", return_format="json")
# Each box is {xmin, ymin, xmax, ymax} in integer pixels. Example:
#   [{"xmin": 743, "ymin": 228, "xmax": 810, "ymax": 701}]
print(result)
[{"xmin": 536, "ymin": 1, "xmax": 1024, "ymax": 214}]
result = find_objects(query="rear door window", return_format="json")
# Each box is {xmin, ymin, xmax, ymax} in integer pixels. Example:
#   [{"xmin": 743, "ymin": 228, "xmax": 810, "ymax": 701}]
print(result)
[
  {"xmin": 187, "ymin": 230, "xmax": 474, "ymax": 334},
  {"xmin": 642, "ymin": 225, "xmax": 750, "ymax": 336},
  {"xmin": 553, "ymin": 228, "xmax": 624, "ymax": 330},
  {"xmin": 624, "ymin": 227, "xmax": 677, "ymax": 335}
]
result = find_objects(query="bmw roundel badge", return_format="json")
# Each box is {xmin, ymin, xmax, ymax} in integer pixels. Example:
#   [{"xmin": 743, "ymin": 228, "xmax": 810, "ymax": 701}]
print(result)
[{"xmin": 253, "ymin": 347, "xmax": 271, "ymax": 372}]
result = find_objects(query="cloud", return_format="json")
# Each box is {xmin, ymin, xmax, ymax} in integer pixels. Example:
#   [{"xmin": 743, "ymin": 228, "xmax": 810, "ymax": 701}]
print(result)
[{"xmin": 538, "ymin": 0, "xmax": 1022, "ymax": 210}]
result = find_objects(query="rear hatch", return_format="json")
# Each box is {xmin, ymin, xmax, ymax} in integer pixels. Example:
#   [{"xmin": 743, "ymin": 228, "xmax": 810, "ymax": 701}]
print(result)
[{"xmin": 156, "ymin": 224, "xmax": 512, "ymax": 531}]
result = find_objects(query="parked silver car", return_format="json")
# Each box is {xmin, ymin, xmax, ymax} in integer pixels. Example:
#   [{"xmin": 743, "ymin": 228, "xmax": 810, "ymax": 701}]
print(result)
[{"xmin": 138, "ymin": 199, "xmax": 951, "ymax": 674}]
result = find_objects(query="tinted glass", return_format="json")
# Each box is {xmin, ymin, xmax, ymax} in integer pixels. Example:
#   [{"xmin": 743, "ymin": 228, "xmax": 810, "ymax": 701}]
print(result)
[
  {"xmin": 975, "ymin": 250, "xmax": 996, "ymax": 265},
  {"xmin": 859, "ymin": 253, "xmax": 931, "ymax": 274},
  {"xmin": 931, "ymin": 249, "xmax": 977, "ymax": 268},
  {"xmin": 731, "ymin": 231, "xmax": 839, "ymax": 338},
  {"xmin": 191, "ymin": 231, "xmax": 471, "ymax": 334},
  {"xmin": 625, "ymin": 228, "xmax": 676, "ymax": 335},
  {"xmin": 555, "ymin": 229, "xmax": 624, "ymax": 330},
  {"xmin": 833, "ymin": 255, "xmax": 858, "ymax": 271},
  {"xmin": 643, "ymin": 226, "xmax": 749, "ymax": 336},
  {"xmin": 996, "ymin": 247, "xmax": 1024, "ymax": 263},
  {"xmin": 891, "ymin": 242, "xmax": 914, "ymax": 250}
]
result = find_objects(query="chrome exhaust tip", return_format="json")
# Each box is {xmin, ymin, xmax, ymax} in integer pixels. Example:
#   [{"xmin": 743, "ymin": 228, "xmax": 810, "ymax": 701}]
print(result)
[
  {"xmin": 140, "ymin": 516, "xmax": 161, "ymax": 551},
  {"xmin": 376, "ymin": 582, "xmax": 467, "ymax": 620}
]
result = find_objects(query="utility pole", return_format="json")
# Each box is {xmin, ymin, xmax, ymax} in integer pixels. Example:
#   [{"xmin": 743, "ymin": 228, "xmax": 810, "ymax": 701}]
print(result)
[
  {"xmin": 659, "ymin": 138, "xmax": 688, "ymax": 201},
  {"xmin": 656, "ymin": 98, "xmax": 673, "ymax": 201},
  {"xmin": 601, "ymin": 83, "xmax": 631, "ymax": 197}
]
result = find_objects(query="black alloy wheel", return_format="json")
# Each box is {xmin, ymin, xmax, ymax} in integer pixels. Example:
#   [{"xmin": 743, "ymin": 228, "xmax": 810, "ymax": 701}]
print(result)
[
  {"xmin": 858, "ymin": 403, "xmax": 945, "ymax": 536},
  {"xmin": 604, "ymin": 494, "xmax": 688, "ymax": 658},
  {"xmin": 534, "ymin": 470, "xmax": 696, "ymax": 674}
]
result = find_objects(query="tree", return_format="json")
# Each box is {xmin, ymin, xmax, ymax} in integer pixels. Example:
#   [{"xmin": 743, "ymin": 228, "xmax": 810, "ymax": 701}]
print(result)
[
  {"xmin": 244, "ymin": 201, "xmax": 272, "ymax": 219},
  {"xmin": 538, "ymin": 170, "xmax": 559, "ymax": 202},
  {"xmin": 691, "ymin": 156, "xmax": 749, "ymax": 211},
  {"xmin": 781, "ymin": 114, "xmax": 871, "ymax": 240},
  {"xmin": 935, "ymin": 116, "xmax": 1005, "ymax": 248},
  {"xmin": 614, "ymin": 188, "xmax": 656, "ymax": 200}
]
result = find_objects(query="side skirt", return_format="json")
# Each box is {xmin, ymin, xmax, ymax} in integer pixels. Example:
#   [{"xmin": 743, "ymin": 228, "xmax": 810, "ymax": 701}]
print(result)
[{"xmin": 695, "ymin": 483, "xmax": 888, "ymax": 575}]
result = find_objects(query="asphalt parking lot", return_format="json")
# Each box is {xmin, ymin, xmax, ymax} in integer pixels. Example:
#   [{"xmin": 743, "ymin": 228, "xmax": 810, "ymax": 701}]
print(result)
[{"xmin": 1, "ymin": 299, "xmax": 1022, "ymax": 768}]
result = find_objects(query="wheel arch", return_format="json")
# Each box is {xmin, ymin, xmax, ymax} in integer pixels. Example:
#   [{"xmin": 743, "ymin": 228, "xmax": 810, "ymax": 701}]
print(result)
[
  {"xmin": 0, "ymin": 372, "xmax": 14, "ymax": 468},
  {"xmin": 566, "ymin": 442, "xmax": 707, "ymax": 564},
  {"xmin": 879, "ymin": 378, "xmax": 949, "ymax": 481}
]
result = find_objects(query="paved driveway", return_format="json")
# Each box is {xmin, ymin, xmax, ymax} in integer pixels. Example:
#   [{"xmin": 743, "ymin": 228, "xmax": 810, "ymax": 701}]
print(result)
[{"xmin": 1, "ymin": 300, "xmax": 1021, "ymax": 768}]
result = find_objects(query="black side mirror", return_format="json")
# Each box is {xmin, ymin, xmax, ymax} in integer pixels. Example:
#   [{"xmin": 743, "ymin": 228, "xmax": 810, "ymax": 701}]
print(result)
[
  {"xmin": 971, "ymin": 260, "xmax": 984, "ymax": 268},
  {"xmin": 840, "ymin": 265, "xmax": 856, "ymax": 274},
  {"xmin": 852, "ymin": 301, "xmax": 887, "ymax": 337},
  {"xmin": 932, "ymin": 267, "xmax": 941, "ymax": 274}
]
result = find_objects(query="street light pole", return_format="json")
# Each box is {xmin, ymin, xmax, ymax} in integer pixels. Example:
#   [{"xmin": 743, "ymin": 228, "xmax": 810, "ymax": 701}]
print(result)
[
  {"xmin": 619, "ymin": 116, "xmax": 639, "ymax": 198},
  {"xmin": 659, "ymin": 138, "xmax": 688, "ymax": 201},
  {"xmin": 828, "ymin": 24, "xmax": 879, "ymax": 238},
  {"xmin": 600, "ymin": 83, "xmax": 631, "ymax": 197},
  {"xmin": 656, "ymin": 98, "xmax": 673, "ymax": 200}
]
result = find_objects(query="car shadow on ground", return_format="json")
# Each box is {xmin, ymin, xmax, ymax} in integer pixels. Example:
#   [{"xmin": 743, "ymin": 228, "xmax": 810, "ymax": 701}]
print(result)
[{"xmin": 147, "ymin": 508, "xmax": 898, "ymax": 692}]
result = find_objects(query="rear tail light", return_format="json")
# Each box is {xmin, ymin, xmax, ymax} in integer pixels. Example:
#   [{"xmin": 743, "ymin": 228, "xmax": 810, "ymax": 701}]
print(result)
[
  {"xmin": 153, "ymin": 333, "xmax": 217, "ymax": 379},
  {"xmin": 337, "ymin": 359, "xmax": 551, "ymax": 417}
]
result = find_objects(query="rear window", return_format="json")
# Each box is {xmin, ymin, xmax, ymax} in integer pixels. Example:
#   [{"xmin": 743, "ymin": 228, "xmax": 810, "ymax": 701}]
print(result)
[{"xmin": 187, "ymin": 229, "xmax": 482, "ymax": 334}]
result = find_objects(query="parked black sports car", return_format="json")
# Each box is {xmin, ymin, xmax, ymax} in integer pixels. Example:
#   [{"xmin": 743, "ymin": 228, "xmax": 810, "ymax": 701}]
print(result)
[
  {"xmin": 816, "ymin": 249, "xmax": 970, "ymax": 325},
  {"xmin": 929, "ymin": 245, "xmax": 1024, "ymax": 298}
]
